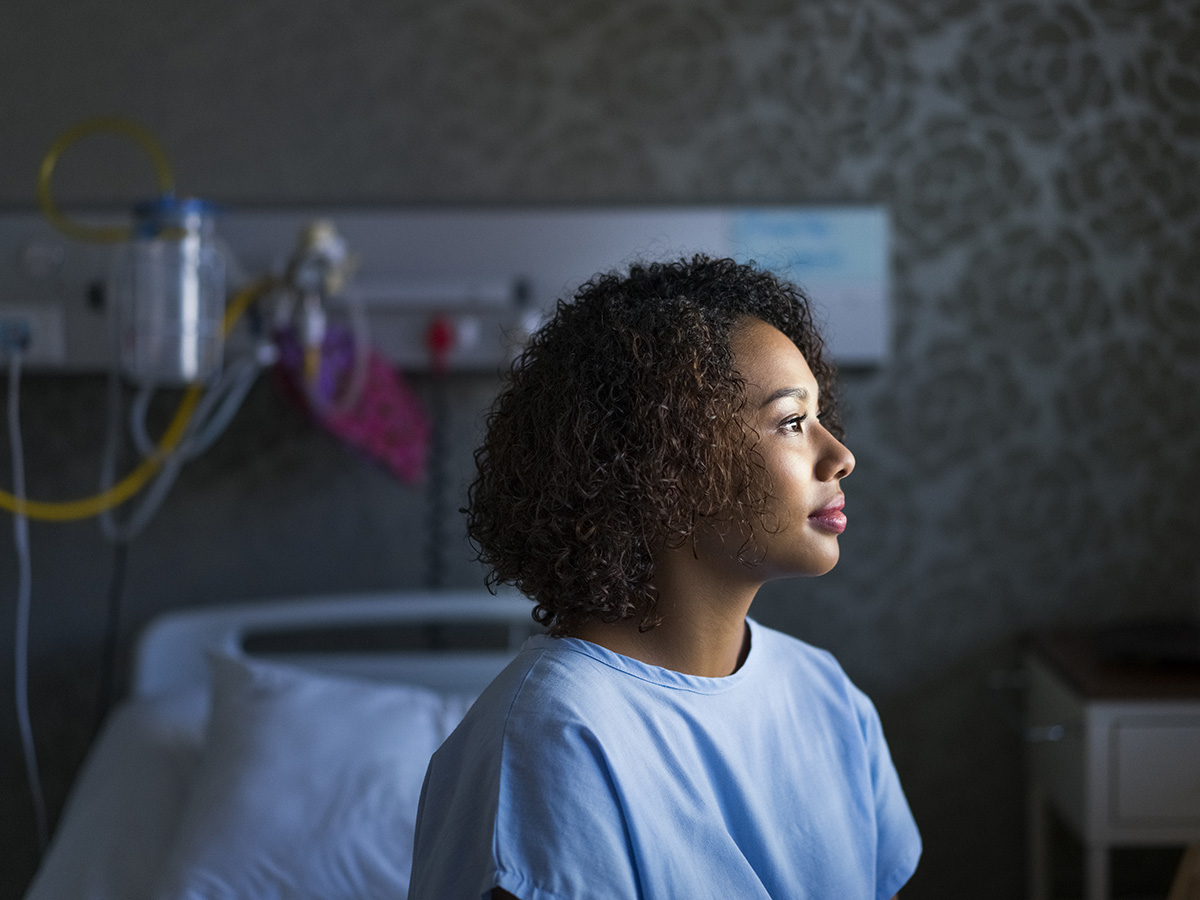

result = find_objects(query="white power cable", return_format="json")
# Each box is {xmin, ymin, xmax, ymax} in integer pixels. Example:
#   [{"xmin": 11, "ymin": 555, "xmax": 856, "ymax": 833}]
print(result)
[{"xmin": 9, "ymin": 350, "xmax": 49, "ymax": 852}]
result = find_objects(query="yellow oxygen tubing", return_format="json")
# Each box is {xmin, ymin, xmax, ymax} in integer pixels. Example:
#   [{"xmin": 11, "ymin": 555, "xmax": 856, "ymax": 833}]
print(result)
[
  {"xmin": 37, "ymin": 117, "xmax": 177, "ymax": 244},
  {"xmin": 0, "ymin": 277, "xmax": 273, "ymax": 522}
]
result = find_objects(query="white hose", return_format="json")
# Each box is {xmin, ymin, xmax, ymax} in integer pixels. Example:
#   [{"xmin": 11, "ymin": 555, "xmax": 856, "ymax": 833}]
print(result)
[
  {"xmin": 9, "ymin": 351, "xmax": 50, "ymax": 852},
  {"xmin": 100, "ymin": 354, "xmax": 263, "ymax": 542}
]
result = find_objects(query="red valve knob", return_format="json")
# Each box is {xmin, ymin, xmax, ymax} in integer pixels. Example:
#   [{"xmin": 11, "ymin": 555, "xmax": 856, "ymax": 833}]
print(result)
[{"xmin": 426, "ymin": 315, "xmax": 455, "ymax": 375}]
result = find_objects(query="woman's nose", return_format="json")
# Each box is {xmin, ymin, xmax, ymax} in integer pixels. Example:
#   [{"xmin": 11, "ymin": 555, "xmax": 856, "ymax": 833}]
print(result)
[{"xmin": 817, "ymin": 431, "xmax": 855, "ymax": 482}]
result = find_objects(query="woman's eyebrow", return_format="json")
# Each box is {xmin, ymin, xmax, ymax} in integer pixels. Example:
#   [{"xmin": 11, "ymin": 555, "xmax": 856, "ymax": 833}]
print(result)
[{"xmin": 759, "ymin": 386, "xmax": 809, "ymax": 409}]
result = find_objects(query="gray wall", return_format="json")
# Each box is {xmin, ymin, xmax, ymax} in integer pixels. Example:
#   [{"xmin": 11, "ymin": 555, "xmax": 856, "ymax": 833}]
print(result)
[{"xmin": 3, "ymin": 1, "xmax": 1199, "ymax": 897}]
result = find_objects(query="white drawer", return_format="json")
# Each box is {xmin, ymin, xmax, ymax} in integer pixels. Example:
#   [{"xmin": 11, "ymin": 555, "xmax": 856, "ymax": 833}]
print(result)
[{"xmin": 1113, "ymin": 721, "xmax": 1200, "ymax": 824}]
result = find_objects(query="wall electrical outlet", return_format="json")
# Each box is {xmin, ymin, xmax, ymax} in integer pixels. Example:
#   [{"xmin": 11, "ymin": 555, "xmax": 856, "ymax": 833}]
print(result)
[{"xmin": 0, "ymin": 305, "xmax": 67, "ymax": 365}]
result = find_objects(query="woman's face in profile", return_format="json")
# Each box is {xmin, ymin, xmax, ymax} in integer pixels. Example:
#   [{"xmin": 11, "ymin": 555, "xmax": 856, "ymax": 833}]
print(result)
[{"xmin": 690, "ymin": 318, "xmax": 856, "ymax": 584}]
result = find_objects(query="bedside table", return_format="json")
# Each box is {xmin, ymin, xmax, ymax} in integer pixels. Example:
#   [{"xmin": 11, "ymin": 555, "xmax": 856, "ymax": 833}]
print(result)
[{"xmin": 1025, "ymin": 624, "xmax": 1200, "ymax": 900}]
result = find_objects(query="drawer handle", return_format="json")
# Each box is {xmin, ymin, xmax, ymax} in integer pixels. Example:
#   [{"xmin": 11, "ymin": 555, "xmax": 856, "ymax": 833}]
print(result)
[{"xmin": 987, "ymin": 670, "xmax": 1079, "ymax": 743}]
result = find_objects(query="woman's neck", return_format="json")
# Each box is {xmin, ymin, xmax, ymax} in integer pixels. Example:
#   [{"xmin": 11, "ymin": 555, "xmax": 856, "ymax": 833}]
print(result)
[
  {"xmin": 571, "ymin": 611, "xmax": 751, "ymax": 677},
  {"xmin": 570, "ymin": 547, "xmax": 759, "ymax": 677}
]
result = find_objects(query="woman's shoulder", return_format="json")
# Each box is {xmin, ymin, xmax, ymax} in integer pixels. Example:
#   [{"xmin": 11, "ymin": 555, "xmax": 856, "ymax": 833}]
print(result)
[
  {"xmin": 747, "ymin": 621, "xmax": 884, "ymax": 747},
  {"xmin": 452, "ymin": 638, "xmax": 617, "ymax": 739},
  {"xmin": 748, "ymin": 619, "xmax": 848, "ymax": 680}
]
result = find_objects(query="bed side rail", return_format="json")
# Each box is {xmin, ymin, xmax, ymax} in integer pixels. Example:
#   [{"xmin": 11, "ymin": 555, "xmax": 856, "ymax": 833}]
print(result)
[{"xmin": 132, "ymin": 590, "xmax": 535, "ymax": 697}]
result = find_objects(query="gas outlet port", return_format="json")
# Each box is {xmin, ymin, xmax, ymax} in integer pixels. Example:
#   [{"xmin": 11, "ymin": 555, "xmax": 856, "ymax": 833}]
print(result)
[{"xmin": 0, "ymin": 306, "xmax": 67, "ymax": 365}]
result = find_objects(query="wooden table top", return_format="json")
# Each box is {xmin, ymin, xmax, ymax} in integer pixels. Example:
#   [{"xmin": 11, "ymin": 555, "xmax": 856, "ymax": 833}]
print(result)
[{"xmin": 1030, "ymin": 619, "xmax": 1200, "ymax": 700}]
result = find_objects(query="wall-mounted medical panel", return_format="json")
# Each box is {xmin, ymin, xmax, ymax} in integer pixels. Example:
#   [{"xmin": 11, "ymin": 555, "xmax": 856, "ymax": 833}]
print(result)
[{"xmin": 0, "ymin": 206, "xmax": 889, "ymax": 372}]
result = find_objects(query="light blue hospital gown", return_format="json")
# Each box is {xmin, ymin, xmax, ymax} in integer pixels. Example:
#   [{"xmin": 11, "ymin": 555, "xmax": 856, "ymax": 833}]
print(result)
[{"xmin": 409, "ymin": 618, "xmax": 921, "ymax": 900}]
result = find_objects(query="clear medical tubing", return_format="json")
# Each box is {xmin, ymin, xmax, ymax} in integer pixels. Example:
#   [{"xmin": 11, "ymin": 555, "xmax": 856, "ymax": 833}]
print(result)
[{"xmin": 99, "ymin": 355, "xmax": 262, "ymax": 543}]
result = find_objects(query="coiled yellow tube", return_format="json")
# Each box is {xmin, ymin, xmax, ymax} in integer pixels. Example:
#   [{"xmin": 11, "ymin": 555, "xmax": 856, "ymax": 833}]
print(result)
[
  {"xmin": 0, "ymin": 278, "xmax": 271, "ymax": 521},
  {"xmin": 37, "ymin": 117, "xmax": 176, "ymax": 244}
]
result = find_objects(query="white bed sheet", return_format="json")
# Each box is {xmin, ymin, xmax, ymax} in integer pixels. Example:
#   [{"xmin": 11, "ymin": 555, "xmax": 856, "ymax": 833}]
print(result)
[{"xmin": 25, "ymin": 689, "xmax": 208, "ymax": 900}]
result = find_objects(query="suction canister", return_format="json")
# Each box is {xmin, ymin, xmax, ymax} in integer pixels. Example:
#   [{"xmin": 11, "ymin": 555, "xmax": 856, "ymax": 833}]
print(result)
[{"xmin": 111, "ymin": 196, "xmax": 225, "ymax": 384}]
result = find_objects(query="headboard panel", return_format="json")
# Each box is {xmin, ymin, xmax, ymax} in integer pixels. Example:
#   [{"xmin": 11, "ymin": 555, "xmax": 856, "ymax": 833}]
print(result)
[{"xmin": 133, "ymin": 590, "xmax": 536, "ymax": 697}]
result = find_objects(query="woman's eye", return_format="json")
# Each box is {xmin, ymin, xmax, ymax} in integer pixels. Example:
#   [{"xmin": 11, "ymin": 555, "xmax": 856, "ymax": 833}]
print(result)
[{"xmin": 782, "ymin": 414, "xmax": 807, "ymax": 432}]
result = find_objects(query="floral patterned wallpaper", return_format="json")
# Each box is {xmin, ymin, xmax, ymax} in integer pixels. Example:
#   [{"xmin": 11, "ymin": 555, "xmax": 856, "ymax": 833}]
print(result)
[{"xmin": 2, "ymin": 0, "xmax": 1198, "ymax": 897}]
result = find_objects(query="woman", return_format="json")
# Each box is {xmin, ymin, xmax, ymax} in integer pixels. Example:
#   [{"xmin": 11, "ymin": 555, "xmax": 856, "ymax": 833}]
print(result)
[{"xmin": 409, "ymin": 256, "xmax": 920, "ymax": 900}]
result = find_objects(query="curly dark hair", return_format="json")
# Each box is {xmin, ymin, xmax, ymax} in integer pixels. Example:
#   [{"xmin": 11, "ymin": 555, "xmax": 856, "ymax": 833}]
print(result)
[{"xmin": 466, "ymin": 255, "xmax": 842, "ymax": 637}]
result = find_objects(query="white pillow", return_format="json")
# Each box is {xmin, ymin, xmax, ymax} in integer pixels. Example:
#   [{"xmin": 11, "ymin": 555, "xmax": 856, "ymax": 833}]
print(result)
[{"xmin": 152, "ymin": 653, "xmax": 475, "ymax": 900}]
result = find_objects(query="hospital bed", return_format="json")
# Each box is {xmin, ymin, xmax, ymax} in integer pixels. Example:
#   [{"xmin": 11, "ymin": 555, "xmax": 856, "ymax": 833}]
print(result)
[{"xmin": 23, "ymin": 589, "xmax": 537, "ymax": 900}]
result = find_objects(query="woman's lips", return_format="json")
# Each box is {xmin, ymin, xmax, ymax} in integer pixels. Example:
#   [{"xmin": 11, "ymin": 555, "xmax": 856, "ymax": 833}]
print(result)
[{"xmin": 808, "ymin": 497, "xmax": 846, "ymax": 534}]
